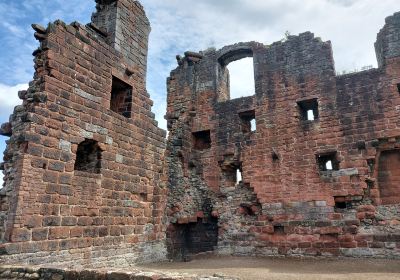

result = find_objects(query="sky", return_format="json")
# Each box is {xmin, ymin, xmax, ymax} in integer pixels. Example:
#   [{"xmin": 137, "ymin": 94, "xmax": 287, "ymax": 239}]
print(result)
[{"xmin": 0, "ymin": 0, "xmax": 398, "ymax": 186}]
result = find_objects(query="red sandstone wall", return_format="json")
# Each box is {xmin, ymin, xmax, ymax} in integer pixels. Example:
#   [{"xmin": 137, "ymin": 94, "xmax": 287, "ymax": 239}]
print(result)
[
  {"xmin": 166, "ymin": 18, "xmax": 400, "ymax": 258},
  {"xmin": 0, "ymin": 0, "xmax": 167, "ymax": 267}
]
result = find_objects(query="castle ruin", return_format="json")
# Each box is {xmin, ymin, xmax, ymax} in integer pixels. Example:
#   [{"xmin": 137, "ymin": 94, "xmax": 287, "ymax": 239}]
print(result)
[{"xmin": 0, "ymin": 0, "xmax": 400, "ymax": 272}]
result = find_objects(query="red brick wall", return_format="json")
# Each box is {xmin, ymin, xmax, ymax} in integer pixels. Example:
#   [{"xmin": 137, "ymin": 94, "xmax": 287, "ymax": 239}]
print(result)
[
  {"xmin": 166, "ymin": 17, "xmax": 400, "ymax": 258},
  {"xmin": 0, "ymin": 0, "xmax": 167, "ymax": 267}
]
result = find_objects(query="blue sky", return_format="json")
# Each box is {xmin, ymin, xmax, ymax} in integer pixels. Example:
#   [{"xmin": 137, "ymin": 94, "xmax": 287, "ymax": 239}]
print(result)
[{"xmin": 0, "ymin": 0, "xmax": 398, "ymax": 185}]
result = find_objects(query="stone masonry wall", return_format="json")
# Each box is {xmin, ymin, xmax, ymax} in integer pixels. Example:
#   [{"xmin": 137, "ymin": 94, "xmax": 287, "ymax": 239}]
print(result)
[
  {"xmin": 1, "ymin": 0, "xmax": 400, "ymax": 268},
  {"xmin": 0, "ymin": 266, "xmax": 236, "ymax": 280},
  {"xmin": 0, "ymin": 0, "xmax": 167, "ymax": 267},
  {"xmin": 165, "ymin": 13, "xmax": 400, "ymax": 259}
]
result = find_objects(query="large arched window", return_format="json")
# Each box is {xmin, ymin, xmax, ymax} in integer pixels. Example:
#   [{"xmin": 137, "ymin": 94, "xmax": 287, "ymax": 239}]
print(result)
[{"xmin": 217, "ymin": 47, "xmax": 255, "ymax": 102}]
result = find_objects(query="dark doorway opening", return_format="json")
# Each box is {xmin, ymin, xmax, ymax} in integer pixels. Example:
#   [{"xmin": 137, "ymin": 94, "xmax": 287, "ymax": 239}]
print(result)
[{"xmin": 167, "ymin": 217, "xmax": 218, "ymax": 261}]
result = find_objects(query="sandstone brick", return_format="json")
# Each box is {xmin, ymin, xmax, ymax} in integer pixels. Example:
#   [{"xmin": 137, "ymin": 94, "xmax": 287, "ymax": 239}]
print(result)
[
  {"xmin": 43, "ymin": 216, "xmax": 61, "ymax": 227},
  {"xmin": 110, "ymin": 226, "xmax": 121, "ymax": 236},
  {"xmin": 32, "ymin": 228, "xmax": 49, "ymax": 241},
  {"xmin": 49, "ymin": 227, "xmax": 70, "ymax": 240},
  {"xmin": 25, "ymin": 216, "xmax": 43, "ymax": 229},
  {"xmin": 70, "ymin": 227, "xmax": 83, "ymax": 238},
  {"xmin": 10, "ymin": 229, "xmax": 31, "ymax": 242},
  {"xmin": 77, "ymin": 217, "xmax": 93, "ymax": 226},
  {"xmin": 61, "ymin": 217, "xmax": 77, "ymax": 226},
  {"xmin": 1, "ymin": 0, "xmax": 400, "ymax": 267}
]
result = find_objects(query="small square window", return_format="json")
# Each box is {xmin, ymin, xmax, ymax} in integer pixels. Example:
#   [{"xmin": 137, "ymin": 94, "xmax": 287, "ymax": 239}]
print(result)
[
  {"xmin": 239, "ymin": 110, "xmax": 256, "ymax": 133},
  {"xmin": 110, "ymin": 76, "xmax": 133, "ymax": 118},
  {"xmin": 334, "ymin": 196, "xmax": 346, "ymax": 208},
  {"xmin": 221, "ymin": 165, "xmax": 242, "ymax": 187},
  {"xmin": 334, "ymin": 196, "xmax": 352, "ymax": 210},
  {"xmin": 297, "ymin": 98, "xmax": 318, "ymax": 121},
  {"xmin": 316, "ymin": 152, "xmax": 339, "ymax": 171},
  {"xmin": 274, "ymin": 225, "xmax": 285, "ymax": 234},
  {"xmin": 192, "ymin": 130, "xmax": 211, "ymax": 150}
]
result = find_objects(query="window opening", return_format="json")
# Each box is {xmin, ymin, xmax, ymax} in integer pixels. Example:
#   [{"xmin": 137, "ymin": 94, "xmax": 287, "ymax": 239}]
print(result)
[
  {"xmin": 317, "ymin": 152, "xmax": 339, "ymax": 171},
  {"xmin": 192, "ymin": 130, "xmax": 211, "ymax": 150},
  {"xmin": 274, "ymin": 225, "xmax": 285, "ymax": 234},
  {"xmin": 74, "ymin": 139, "xmax": 102, "ymax": 173},
  {"xmin": 227, "ymin": 57, "xmax": 255, "ymax": 99},
  {"xmin": 110, "ymin": 76, "xmax": 133, "ymax": 118},
  {"xmin": 239, "ymin": 110, "xmax": 256, "ymax": 133},
  {"xmin": 298, "ymin": 98, "xmax": 318, "ymax": 121},
  {"xmin": 334, "ymin": 197, "xmax": 347, "ymax": 209}
]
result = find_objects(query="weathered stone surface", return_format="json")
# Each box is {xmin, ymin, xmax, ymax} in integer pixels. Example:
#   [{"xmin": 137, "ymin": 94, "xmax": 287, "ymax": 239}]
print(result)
[
  {"xmin": 0, "ymin": 123, "xmax": 12, "ymax": 137},
  {"xmin": 0, "ymin": 0, "xmax": 400, "ymax": 269},
  {"xmin": 31, "ymin": 23, "xmax": 46, "ymax": 34},
  {"xmin": 0, "ymin": 266, "xmax": 238, "ymax": 280},
  {"xmin": 0, "ymin": 0, "xmax": 166, "ymax": 267},
  {"xmin": 165, "ymin": 12, "xmax": 400, "ymax": 259}
]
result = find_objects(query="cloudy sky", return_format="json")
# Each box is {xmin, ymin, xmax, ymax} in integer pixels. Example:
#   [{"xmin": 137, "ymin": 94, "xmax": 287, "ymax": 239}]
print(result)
[{"xmin": 0, "ymin": 0, "xmax": 397, "ymax": 185}]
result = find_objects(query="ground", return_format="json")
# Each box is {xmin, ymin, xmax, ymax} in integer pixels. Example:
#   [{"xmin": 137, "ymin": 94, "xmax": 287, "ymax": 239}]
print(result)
[{"xmin": 139, "ymin": 255, "xmax": 400, "ymax": 280}]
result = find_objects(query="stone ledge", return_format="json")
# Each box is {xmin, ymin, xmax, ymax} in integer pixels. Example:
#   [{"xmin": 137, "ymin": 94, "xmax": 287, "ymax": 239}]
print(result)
[{"xmin": 0, "ymin": 265, "xmax": 238, "ymax": 280}]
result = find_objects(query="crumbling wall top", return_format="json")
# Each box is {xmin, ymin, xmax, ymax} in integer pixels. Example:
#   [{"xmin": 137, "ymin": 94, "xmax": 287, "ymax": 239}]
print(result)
[{"xmin": 375, "ymin": 11, "xmax": 400, "ymax": 67}]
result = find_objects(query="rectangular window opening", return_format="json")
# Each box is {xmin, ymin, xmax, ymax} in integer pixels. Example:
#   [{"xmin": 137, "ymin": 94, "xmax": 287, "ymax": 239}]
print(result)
[
  {"xmin": 298, "ymin": 98, "xmax": 318, "ymax": 121},
  {"xmin": 397, "ymin": 83, "xmax": 400, "ymax": 94},
  {"xmin": 74, "ymin": 139, "xmax": 102, "ymax": 174},
  {"xmin": 334, "ymin": 197, "xmax": 347, "ymax": 209},
  {"xmin": 274, "ymin": 225, "xmax": 285, "ymax": 235},
  {"xmin": 221, "ymin": 166, "xmax": 239, "ymax": 188},
  {"xmin": 239, "ymin": 110, "xmax": 256, "ymax": 133},
  {"xmin": 316, "ymin": 152, "xmax": 339, "ymax": 171},
  {"xmin": 110, "ymin": 76, "xmax": 133, "ymax": 118},
  {"xmin": 192, "ymin": 130, "xmax": 211, "ymax": 150},
  {"xmin": 226, "ymin": 57, "xmax": 255, "ymax": 100}
]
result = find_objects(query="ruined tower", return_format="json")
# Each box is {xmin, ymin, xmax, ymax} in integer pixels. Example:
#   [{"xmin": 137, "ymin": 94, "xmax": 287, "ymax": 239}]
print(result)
[
  {"xmin": 165, "ymin": 14, "xmax": 400, "ymax": 259},
  {"xmin": 0, "ymin": 0, "xmax": 167, "ymax": 266}
]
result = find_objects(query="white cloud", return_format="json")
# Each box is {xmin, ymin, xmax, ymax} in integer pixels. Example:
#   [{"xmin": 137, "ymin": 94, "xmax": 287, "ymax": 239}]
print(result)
[
  {"xmin": 142, "ymin": 0, "xmax": 397, "ymax": 73},
  {"xmin": 0, "ymin": 0, "xmax": 398, "ymax": 186},
  {"xmin": 0, "ymin": 21, "xmax": 25, "ymax": 37},
  {"xmin": 0, "ymin": 0, "xmax": 398, "ymax": 142},
  {"xmin": 228, "ymin": 58, "xmax": 255, "ymax": 99},
  {"xmin": 0, "ymin": 83, "xmax": 27, "ymax": 114},
  {"xmin": 139, "ymin": 0, "xmax": 398, "ymax": 131},
  {"xmin": 0, "ymin": 172, "xmax": 3, "ymax": 189}
]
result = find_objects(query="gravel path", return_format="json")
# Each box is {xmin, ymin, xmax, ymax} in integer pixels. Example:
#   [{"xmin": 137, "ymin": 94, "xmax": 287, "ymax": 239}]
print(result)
[{"xmin": 139, "ymin": 255, "xmax": 400, "ymax": 280}]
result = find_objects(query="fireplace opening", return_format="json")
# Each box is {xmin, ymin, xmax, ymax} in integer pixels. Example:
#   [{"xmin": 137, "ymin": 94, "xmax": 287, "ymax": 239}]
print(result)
[{"xmin": 167, "ymin": 217, "xmax": 218, "ymax": 261}]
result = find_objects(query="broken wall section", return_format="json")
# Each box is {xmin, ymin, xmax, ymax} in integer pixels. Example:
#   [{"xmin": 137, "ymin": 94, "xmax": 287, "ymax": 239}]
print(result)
[
  {"xmin": 166, "ymin": 13, "xmax": 400, "ymax": 259},
  {"xmin": 0, "ymin": 0, "xmax": 167, "ymax": 267}
]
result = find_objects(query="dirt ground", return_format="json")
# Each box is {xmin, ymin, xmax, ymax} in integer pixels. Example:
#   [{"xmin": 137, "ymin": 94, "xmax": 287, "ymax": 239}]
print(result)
[{"xmin": 139, "ymin": 255, "xmax": 400, "ymax": 280}]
